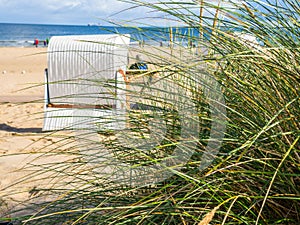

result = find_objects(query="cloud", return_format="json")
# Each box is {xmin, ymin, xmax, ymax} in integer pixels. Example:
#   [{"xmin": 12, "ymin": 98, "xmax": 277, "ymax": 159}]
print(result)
[
  {"xmin": 0, "ymin": 0, "xmax": 244, "ymax": 25},
  {"xmin": 110, "ymin": 0, "xmax": 244, "ymax": 26},
  {"xmin": 0, "ymin": 0, "xmax": 131, "ymax": 25},
  {"xmin": 46, "ymin": 0, "xmax": 83, "ymax": 11}
]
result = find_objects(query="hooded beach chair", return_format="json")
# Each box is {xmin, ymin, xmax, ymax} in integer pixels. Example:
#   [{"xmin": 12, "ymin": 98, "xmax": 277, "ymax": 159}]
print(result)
[{"xmin": 43, "ymin": 34, "xmax": 130, "ymax": 131}]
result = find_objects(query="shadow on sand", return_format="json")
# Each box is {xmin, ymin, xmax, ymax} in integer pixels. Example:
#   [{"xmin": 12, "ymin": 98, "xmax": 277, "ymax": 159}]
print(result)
[{"xmin": 0, "ymin": 123, "xmax": 42, "ymax": 133}]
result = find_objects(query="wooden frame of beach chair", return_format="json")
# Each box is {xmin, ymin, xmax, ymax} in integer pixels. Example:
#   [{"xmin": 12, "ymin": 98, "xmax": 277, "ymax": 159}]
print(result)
[{"xmin": 42, "ymin": 34, "xmax": 130, "ymax": 131}]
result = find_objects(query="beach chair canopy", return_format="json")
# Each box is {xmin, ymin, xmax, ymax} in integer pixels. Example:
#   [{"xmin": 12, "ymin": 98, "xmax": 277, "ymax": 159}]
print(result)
[{"xmin": 43, "ymin": 34, "xmax": 130, "ymax": 131}]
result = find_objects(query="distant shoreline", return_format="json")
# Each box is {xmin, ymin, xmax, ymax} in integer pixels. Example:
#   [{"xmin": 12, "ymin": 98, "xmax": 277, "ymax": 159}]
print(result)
[{"xmin": 0, "ymin": 23, "xmax": 204, "ymax": 48}]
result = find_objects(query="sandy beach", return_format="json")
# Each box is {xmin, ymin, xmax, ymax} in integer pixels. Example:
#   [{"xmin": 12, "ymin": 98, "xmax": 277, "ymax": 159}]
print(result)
[
  {"xmin": 0, "ymin": 47, "xmax": 46, "ymax": 99},
  {"xmin": 0, "ymin": 47, "xmax": 47, "ymax": 153},
  {"xmin": 0, "ymin": 45, "xmax": 156, "ymax": 219},
  {"xmin": 0, "ymin": 47, "xmax": 53, "ymax": 218},
  {"xmin": 0, "ymin": 44, "xmax": 182, "ymax": 220},
  {"xmin": 0, "ymin": 47, "xmax": 48, "ymax": 147}
]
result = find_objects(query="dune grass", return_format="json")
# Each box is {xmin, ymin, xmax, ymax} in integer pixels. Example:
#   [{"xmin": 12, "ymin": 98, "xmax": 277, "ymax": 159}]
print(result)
[{"xmin": 1, "ymin": 0, "xmax": 299, "ymax": 224}]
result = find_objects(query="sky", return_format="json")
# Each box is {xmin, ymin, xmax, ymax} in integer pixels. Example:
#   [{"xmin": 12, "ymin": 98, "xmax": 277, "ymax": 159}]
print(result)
[
  {"xmin": 0, "ymin": 0, "xmax": 243, "ymax": 26},
  {"xmin": 0, "ymin": 0, "xmax": 138, "ymax": 25},
  {"xmin": 0, "ymin": 0, "xmax": 279, "ymax": 27}
]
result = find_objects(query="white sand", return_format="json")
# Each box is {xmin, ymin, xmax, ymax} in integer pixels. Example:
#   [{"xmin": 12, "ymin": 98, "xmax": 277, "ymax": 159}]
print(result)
[
  {"xmin": 0, "ymin": 45, "xmax": 181, "ymax": 219},
  {"xmin": 0, "ymin": 47, "xmax": 53, "ymax": 218}
]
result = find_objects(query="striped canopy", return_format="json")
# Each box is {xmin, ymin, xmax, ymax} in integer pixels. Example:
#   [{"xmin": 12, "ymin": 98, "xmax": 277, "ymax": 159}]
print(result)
[{"xmin": 43, "ymin": 34, "xmax": 130, "ymax": 131}]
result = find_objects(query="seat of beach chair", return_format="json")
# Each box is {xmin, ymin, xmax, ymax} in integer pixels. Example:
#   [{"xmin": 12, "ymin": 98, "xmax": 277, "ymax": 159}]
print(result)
[{"xmin": 43, "ymin": 34, "xmax": 130, "ymax": 131}]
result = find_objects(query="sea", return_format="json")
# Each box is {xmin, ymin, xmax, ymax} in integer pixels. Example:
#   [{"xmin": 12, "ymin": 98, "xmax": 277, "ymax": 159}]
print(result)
[{"xmin": 0, "ymin": 23, "xmax": 199, "ymax": 47}]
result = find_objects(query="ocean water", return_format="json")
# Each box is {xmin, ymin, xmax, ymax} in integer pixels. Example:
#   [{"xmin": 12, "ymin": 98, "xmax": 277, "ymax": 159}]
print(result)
[
  {"xmin": 0, "ymin": 23, "xmax": 198, "ymax": 47},
  {"xmin": 0, "ymin": 23, "xmax": 203, "ymax": 47}
]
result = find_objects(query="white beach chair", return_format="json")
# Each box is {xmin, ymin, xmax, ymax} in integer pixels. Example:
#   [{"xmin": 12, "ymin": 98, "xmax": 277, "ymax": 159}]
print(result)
[{"xmin": 43, "ymin": 34, "xmax": 130, "ymax": 131}]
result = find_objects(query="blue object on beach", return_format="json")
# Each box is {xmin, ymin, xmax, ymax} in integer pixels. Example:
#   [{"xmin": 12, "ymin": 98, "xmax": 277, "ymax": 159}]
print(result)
[
  {"xmin": 130, "ymin": 62, "xmax": 148, "ymax": 70},
  {"xmin": 138, "ymin": 62, "xmax": 148, "ymax": 70},
  {"xmin": 130, "ymin": 54, "xmax": 148, "ymax": 70}
]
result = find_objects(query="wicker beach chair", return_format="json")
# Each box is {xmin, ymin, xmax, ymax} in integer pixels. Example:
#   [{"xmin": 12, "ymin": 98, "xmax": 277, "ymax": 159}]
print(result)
[{"xmin": 43, "ymin": 34, "xmax": 130, "ymax": 131}]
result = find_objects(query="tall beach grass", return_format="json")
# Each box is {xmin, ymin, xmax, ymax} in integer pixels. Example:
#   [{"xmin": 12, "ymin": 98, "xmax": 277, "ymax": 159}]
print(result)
[{"xmin": 1, "ymin": 0, "xmax": 299, "ymax": 224}]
